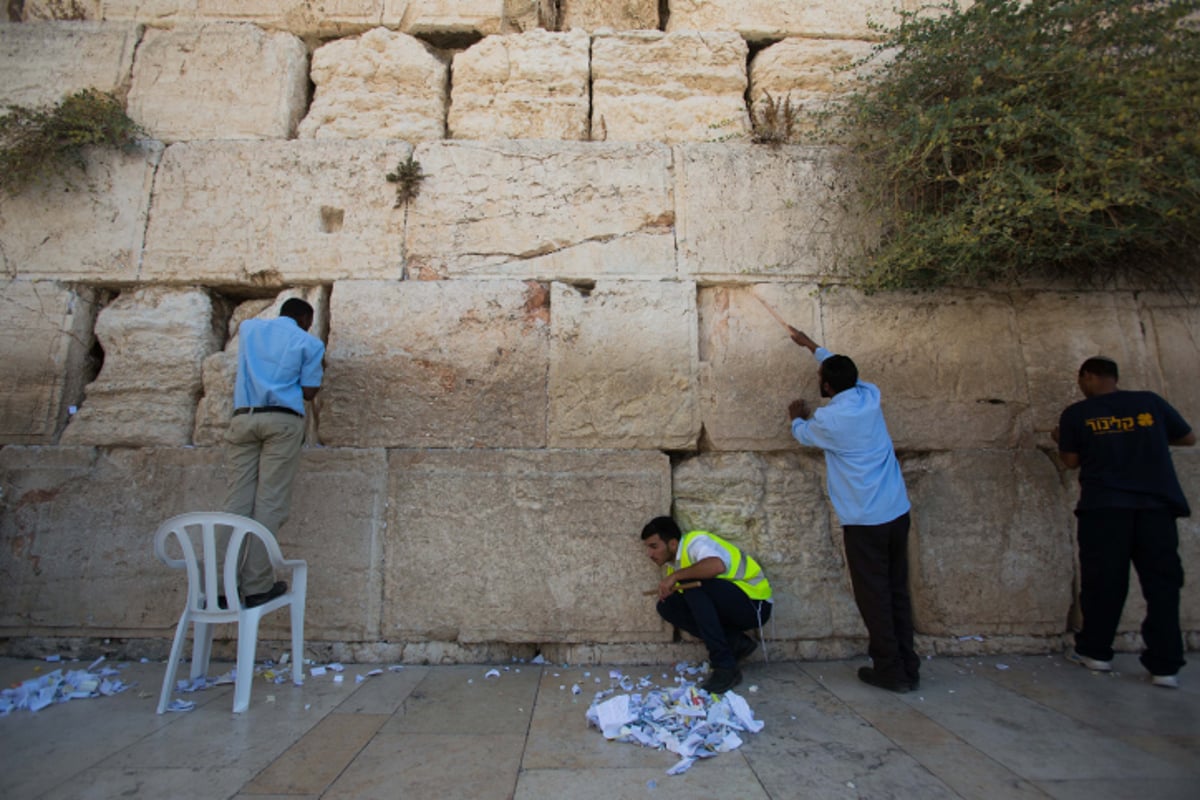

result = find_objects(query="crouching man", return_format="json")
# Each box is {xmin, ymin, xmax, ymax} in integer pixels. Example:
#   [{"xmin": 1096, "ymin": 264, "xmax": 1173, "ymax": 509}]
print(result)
[{"xmin": 641, "ymin": 516, "xmax": 773, "ymax": 693}]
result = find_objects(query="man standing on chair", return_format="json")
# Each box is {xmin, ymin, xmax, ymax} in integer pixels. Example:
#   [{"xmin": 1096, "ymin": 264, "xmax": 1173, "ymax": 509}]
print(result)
[
  {"xmin": 786, "ymin": 328, "xmax": 919, "ymax": 693},
  {"xmin": 1054, "ymin": 355, "xmax": 1193, "ymax": 688},
  {"xmin": 224, "ymin": 297, "xmax": 325, "ymax": 608},
  {"xmin": 642, "ymin": 516, "xmax": 773, "ymax": 694}
]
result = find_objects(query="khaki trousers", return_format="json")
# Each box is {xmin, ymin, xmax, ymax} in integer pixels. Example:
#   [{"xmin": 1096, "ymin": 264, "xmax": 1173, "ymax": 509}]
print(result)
[{"xmin": 223, "ymin": 411, "xmax": 305, "ymax": 596}]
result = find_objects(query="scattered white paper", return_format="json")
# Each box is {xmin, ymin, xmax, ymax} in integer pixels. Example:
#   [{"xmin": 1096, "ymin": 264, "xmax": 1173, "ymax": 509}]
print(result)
[
  {"xmin": 310, "ymin": 666, "xmax": 327, "ymax": 677},
  {"xmin": 484, "ymin": 669, "xmax": 501, "ymax": 679},
  {"xmin": 997, "ymin": 664, "xmax": 1010, "ymax": 671},
  {"xmin": 0, "ymin": 665, "xmax": 133, "ymax": 716},
  {"xmin": 165, "ymin": 698, "xmax": 195, "ymax": 712},
  {"xmin": 531, "ymin": 654, "xmax": 546, "ymax": 665}
]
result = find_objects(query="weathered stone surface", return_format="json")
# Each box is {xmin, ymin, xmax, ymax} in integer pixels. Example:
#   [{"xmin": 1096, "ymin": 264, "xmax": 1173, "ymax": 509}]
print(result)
[
  {"xmin": 60, "ymin": 288, "xmax": 221, "ymax": 446},
  {"xmin": 906, "ymin": 450, "xmax": 1075, "ymax": 636},
  {"xmin": 141, "ymin": 141, "xmax": 409, "ymax": 284},
  {"xmin": 98, "ymin": 1, "xmax": 194, "ymax": 23},
  {"xmin": 0, "ymin": 142, "xmax": 162, "ymax": 282},
  {"xmin": 562, "ymin": 0, "xmax": 658, "ymax": 31},
  {"xmin": 591, "ymin": 31, "xmax": 750, "ymax": 143},
  {"xmin": 0, "ymin": 282, "xmax": 98, "ymax": 445},
  {"xmin": 821, "ymin": 290, "xmax": 1030, "ymax": 450},
  {"xmin": 298, "ymin": 28, "xmax": 448, "ymax": 142},
  {"xmin": 193, "ymin": 287, "xmax": 329, "ymax": 447},
  {"xmin": 1013, "ymin": 291, "xmax": 1160, "ymax": 434},
  {"xmin": 449, "ymin": 30, "xmax": 589, "ymax": 141},
  {"xmin": 321, "ymin": 279, "xmax": 550, "ymax": 448},
  {"xmin": 1139, "ymin": 293, "xmax": 1200, "ymax": 431},
  {"xmin": 126, "ymin": 23, "xmax": 308, "ymax": 142},
  {"xmin": 406, "ymin": 141, "xmax": 675, "ymax": 279},
  {"xmin": 673, "ymin": 452, "xmax": 866, "ymax": 639},
  {"xmin": 666, "ymin": 0, "xmax": 920, "ymax": 41},
  {"xmin": 675, "ymin": 144, "xmax": 873, "ymax": 280},
  {"xmin": 395, "ymin": 0, "xmax": 508, "ymax": 36},
  {"xmin": 384, "ymin": 448, "xmax": 671, "ymax": 642},
  {"xmin": 749, "ymin": 38, "xmax": 875, "ymax": 143},
  {"xmin": 0, "ymin": 445, "xmax": 386, "ymax": 641},
  {"xmin": 697, "ymin": 284, "xmax": 821, "ymax": 451},
  {"xmin": 549, "ymin": 280, "xmax": 700, "ymax": 449},
  {"xmin": 22, "ymin": 1, "xmax": 102, "ymax": 21},
  {"xmin": 195, "ymin": 0, "xmax": 382, "ymax": 37},
  {"xmin": 0, "ymin": 21, "xmax": 138, "ymax": 109}
]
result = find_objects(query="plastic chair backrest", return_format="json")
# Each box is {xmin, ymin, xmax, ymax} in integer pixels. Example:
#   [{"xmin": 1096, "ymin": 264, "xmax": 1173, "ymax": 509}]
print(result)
[{"xmin": 153, "ymin": 512, "xmax": 287, "ymax": 614}]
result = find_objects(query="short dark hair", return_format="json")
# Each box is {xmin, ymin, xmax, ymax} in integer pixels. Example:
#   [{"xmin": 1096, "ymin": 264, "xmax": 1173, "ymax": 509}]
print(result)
[
  {"xmin": 820, "ymin": 354, "xmax": 858, "ymax": 394},
  {"xmin": 1079, "ymin": 356, "xmax": 1118, "ymax": 380},
  {"xmin": 280, "ymin": 297, "xmax": 314, "ymax": 323},
  {"xmin": 641, "ymin": 516, "xmax": 681, "ymax": 542}
]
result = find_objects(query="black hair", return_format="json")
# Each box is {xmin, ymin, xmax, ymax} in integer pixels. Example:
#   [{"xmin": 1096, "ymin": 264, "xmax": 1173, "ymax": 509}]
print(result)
[
  {"xmin": 280, "ymin": 297, "xmax": 314, "ymax": 322},
  {"xmin": 641, "ymin": 515, "xmax": 681, "ymax": 542},
  {"xmin": 1079, "ymin": 356, "xmax": 1118, "ymax": 380},
  {"xmin": 820, "ymin": 354, "xmax": 859, "ymax": 394}
]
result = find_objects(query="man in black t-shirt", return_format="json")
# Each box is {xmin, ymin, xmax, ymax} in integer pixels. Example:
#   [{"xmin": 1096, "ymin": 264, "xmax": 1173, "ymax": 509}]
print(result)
[{"xmin": 1054, "ymin": 356, "xmax": 1195, "ymax": 688}]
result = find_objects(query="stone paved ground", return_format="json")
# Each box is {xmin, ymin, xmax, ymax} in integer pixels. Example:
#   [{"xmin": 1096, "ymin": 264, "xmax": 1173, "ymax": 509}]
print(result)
[{"xmin": 0, "ymin": 653, "xmax": 1196, "ymax": 799}]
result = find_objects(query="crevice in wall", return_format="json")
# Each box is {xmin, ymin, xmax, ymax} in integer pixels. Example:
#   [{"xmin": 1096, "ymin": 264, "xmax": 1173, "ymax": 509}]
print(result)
[
  {"xmin": 658, "ymin": 0, "xmax": 669, "ymax": 31},
  {"xmin": 7, "ymin": 0, "xmax": 23, "ymax": 22}
]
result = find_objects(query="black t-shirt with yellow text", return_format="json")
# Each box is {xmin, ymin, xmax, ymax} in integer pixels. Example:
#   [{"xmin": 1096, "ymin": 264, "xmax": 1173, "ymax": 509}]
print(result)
[{"xmin": 1058, "ymin": 390, "xmax": 1191, "ymax": 517}]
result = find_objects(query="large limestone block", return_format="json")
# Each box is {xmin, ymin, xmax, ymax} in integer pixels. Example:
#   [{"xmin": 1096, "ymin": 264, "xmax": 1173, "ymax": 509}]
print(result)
[
  {"xmin": 406, "ymin": 141, "xmax": 675, "ymax": 279},
  {"xmin": 126, "ymin": 23, "xmax": 308, "ymax": 142},
  {"xmin": 673, "ymin": 452, "xmax": 866, "ymax": 639},
  {"xmin": 392, "ymin": 0, "xmax": 508, "ymax": 36},
  {"xmin": 562, "ymin": 0, "xmax": 657, "ymax": 30},
  {"xmin": 549, "ymin": 280, "xmax": 700, "ymax": 449},
  {"xmin": 0, "ymin": 21, "xmax": 139, "ymax": 108},
  {"xmin": 384, "ymin": 448, "xmax": 672, "ymax": 642},
  {"xmin": 60, "ymin": 287, "xmax": 221, "ymax": 446},
  {"xmin": 591, "ymin": 31, "xmax": 750, "ymax": 143},
  {"xmin": 321, "ymin": 280, "xmax": 550, "ymax": 448},
  {"xmin": 298, "ymin": 28, "xmax": 448, "ymax": 141},
  {"xmin": 674, "ymin": 144, "xmax": 873, "ymax": 280},
  {"xmin": 99, "ymin": 1, "xmax": 195, "ymax": 23},
  {"xmin": 0, "ymin": 282, "xmax": 98, "ymax": 444},
  {"xmin": 22, "ymin": 1, "xmax": 102, "ymax": 19},
  {"xmin": 142, "ymin": 140, "xmax": 409, "ymax": 284},
  {"xmin": 196, "ymin": 1, "xmax": 382, "ymax": 37},
  {"xmin": 0, "ymin": 445, "xmax": 384, "ymax": 641},
  {"xmin": 1014, "ymin": 291, "xmax": 1160, "ymax": 434},
  {"xmin": 1140, "ymin": 293, "xmax": 1200, "ymax": 430},
  {"xmin": 697, "ymin": 284, "xmax": 820, "ymax": 451},
  {"xmin": 666, "ymin": 0, "xmax": 920, "ymax": 41},
  {"xmin": 749, "ymin": 38, "xmax": 875, "ymax": 143},
  {"xmin": 193, "ymin": 287, "xmax": 329, "ymax": 447},
  {"xmin": 906, "ymin": 450, "xmax": 1075, "ymax": 636},
  {"xmin": 0, "ymin": 142, "xmax": 162, "ymax": 282},
  {"xmin": 821, "ymin": 290, "xmax": 1029, "ymax": 450},
  {"xmin": 449, "ymin": 30, "xmax": 590, "ymax": 141}
]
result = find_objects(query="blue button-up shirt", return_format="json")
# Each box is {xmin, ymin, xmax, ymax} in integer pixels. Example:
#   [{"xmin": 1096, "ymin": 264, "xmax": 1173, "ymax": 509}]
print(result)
[
  {"xmin": 790, "ymin": 347, "xmax": 910, "ymax": 526},
  {"xmin": 233, "ymin": 316, "xmax": 325, "ymax": 416}
]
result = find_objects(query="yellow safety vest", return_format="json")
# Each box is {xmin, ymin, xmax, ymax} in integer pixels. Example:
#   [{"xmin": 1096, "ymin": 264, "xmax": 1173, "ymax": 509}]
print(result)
[{"xmin": 668, "ymin": 530, "xmax": 772, "ymax": 602}]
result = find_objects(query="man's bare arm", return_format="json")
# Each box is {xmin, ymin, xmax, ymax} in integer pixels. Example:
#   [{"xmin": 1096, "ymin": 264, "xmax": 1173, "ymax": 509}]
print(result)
[
  {"xmin": 1171, "ymin": 431, "xmax": 1196, "ymax": 447},
  {"xmin": 788, "ymin": 327, "xmax": 819, "ymax": 353}
]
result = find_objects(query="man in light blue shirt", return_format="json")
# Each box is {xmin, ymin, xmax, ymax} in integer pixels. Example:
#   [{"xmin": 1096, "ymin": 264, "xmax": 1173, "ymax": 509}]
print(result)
[
  {"xmin": 224, "ymin": 298, "xmax": 325, "ymax": 608},
  {"xmin": 787, "ymin": 328, "xmax": 918, "ymax": 693}
]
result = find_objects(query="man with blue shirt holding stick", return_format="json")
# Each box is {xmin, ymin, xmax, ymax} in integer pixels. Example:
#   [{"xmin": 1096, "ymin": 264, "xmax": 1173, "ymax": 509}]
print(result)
[
  {"xmin": 224, "ymin": 297, "xmax": 325, "ymax": 608},
  {"xmin": 786, "ymin": 328, "xmax": 919, "ymax": 693}
]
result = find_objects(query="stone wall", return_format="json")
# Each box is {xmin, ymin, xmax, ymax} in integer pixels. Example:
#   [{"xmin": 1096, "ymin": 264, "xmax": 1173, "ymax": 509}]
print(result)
[{"xmin": 1, "ymin": 2, "xmax": 1197, "ymax": 664}]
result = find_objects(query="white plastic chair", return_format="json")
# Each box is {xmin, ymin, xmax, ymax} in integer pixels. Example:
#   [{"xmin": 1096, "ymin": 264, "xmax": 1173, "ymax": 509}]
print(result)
[{"xmin": 153, "ymin": 512, "xmax": 307, "ymax": 714}]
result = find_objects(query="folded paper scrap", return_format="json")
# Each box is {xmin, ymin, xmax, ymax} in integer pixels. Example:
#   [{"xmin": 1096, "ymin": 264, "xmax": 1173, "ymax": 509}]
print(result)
[
  {"xmin": 0, "ymin": 660, "xmax": 132, "ymax": 715},
  {"xmin": 585, "ymin": 668, "xmax": 765, "ymax": 775}
]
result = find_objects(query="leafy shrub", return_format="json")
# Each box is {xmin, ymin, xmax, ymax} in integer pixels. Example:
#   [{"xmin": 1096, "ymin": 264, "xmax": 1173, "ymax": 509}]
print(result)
[
  {"xmin": 0, "ymin": 88, "xmax": 143, "ymax": 194},
  {"xmin": 751, "ymin": 92, "xmax": 798, "ymax": 146},
  {"xmin": 386, "ymin": 154, "xmax": 425, "ymax": 208},
  {"xmin": 833, "ymin": 0, "xmax": 1200, "ymax": 290}
]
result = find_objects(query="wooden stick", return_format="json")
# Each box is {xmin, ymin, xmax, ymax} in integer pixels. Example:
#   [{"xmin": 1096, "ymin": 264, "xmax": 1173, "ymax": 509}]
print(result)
[
  {"xmin": 752, "ymin": 293, "xmax": 793, "ymax": 333},
  {"xmin": 642, "ymin": 580, "xmax": 702, "ymax": 596}
]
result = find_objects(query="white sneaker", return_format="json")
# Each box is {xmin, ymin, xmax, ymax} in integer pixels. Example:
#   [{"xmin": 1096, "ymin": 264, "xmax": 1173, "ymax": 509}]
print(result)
[
  {"xmin": 1066, "ymin": 648, "xmax": 1113, "ymax": 672},
  {"xmin": 1151, "ymin": 674, "xmax": 1179, "ymax": 689}
]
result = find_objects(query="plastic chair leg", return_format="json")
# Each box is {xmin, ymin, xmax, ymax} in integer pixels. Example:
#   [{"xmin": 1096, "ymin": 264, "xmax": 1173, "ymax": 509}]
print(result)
[
  {"xmin": 190, "ymin": 622, "xmax": 213, "ymax": 680},
  {"xmin": 290, "ymin": 598, "xmax": 305, "ymax": 686},
  {"xmin": 157, "ymin": 612, "xmax": 192, "ymax": 714},
  {"xmin": 232, "ymin": 612, "xmax": 261, "ymax": 713}
]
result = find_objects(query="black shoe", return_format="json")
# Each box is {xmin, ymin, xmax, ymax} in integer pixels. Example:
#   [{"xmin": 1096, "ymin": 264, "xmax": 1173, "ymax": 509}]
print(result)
[
  {"xmin": 857, "ymin": 666, "xmax": 913, "ymax": 693},
  {"xmin": 701, "ymin": 667, "xmax": 743, "ymax": 694},
  {"xmin": 733, "ymin": 635, "xmax": 758, "ymax": 663},
  {"xmin": 908, "ymin": 675, "xmax": 921, "ymax": 691},
  {"xmin": 243, "ymin": 581, "xmax": 288, "ymax": 609}
]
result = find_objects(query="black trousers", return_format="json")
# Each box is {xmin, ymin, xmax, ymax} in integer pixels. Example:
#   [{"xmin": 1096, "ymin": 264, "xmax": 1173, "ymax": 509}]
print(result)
[
  {"xmin": 843, "ymin": 512, "xmax": 919, "ymax": 684},
  {"xmin": 1075, "ymin": 508, "xmax": 1186, "ymax": 676},
  {"xmin": 656, "ymin": 579, "xmax": 771, "ymax": 669}
]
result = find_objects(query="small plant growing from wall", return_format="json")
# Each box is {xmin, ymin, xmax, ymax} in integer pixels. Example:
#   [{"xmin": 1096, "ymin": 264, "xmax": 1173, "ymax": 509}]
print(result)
[
  {"xmin": 751, "ymin": 92, "xmax": 797, "ymax": 146},
  {"xmin": 0, "ymin": 88, "xmax": 143, "ymax": 194},
  {"xmin": 386, "ymin": 154, "xmax": 425, "ymax": 208}
]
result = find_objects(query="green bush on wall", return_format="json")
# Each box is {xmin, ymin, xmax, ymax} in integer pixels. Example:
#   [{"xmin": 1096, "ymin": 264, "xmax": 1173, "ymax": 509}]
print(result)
[
  {"xmin": 832, "ymin": 0, "xmax": 1200, "ymax": 290},
  {"xmin": 0, "ymin": 88, "xmax": 143, "ymax": 195}
]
